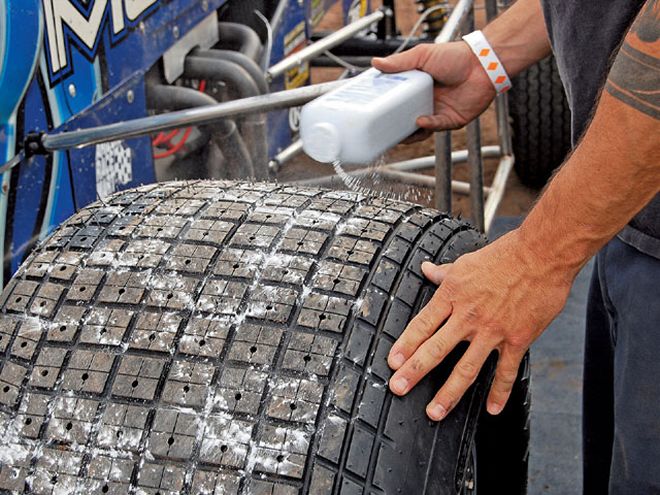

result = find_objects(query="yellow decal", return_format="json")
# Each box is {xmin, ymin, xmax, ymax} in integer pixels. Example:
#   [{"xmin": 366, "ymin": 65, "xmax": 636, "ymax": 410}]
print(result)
[
  {"xmin": 284, "ymin": 21, "xmax": 310, "ymax": 90},
  {"xmin": 347, "ymin": 0, "xmax": 368, "ymax": 22},
  {"xmin": 311, "ymin": 0, "xmax": 326, "ymax": 27}
]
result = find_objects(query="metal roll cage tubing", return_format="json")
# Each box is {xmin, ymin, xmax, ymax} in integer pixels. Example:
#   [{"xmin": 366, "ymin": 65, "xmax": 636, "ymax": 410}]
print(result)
[{"xmin": 4, "ymin": 0, "xmax": 512, "ymax": 233}]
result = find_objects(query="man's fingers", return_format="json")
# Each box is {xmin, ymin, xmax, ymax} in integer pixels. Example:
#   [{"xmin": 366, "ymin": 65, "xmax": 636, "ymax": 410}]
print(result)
[
  {"xmin": 389, "ymin": 319, "xmax": 463, "ymax": 396},
  {"xmin": 387, "ymin": 291, "xmax": 452, "ymax": 370},
  {"xmin": 402, "ymin": 128, "xmax": 433, "ymax": 144},
  {"xmin": 372, "ymin": 45, "xmax": 429, "ymax": 73},
  {"xmin": 416, "ymin": 114, "xmax": 457, "ymax": 131},
  {"xmin": 486, "ymin": 347, "xmax": 525, "ymax": 415},
  {"xmin": 421, "ymin": 261, "xmax": 451, "ymax": 285},
  {"xmin": 387, "ymin": 263, "xmax": 452, "ymax": 370},
  {"xmin": 426, "ymin": 341, "xmax": 492, "ymax": 421}
]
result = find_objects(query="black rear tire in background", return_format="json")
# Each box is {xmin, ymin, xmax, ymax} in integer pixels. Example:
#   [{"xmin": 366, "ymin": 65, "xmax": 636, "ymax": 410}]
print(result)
[
  {"xmin": 509, "ymin": 55, "xmax": 572, "ymax": 188},
  {"xmin": 0, "ymin": 181, "xmax": 527, "ymax": 494}
]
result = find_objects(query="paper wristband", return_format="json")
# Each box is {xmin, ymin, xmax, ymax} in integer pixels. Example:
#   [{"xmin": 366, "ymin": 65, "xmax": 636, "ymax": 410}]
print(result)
[{"xmin": 462, "ymin": 30, "xmax": 512, "ymax": 94}]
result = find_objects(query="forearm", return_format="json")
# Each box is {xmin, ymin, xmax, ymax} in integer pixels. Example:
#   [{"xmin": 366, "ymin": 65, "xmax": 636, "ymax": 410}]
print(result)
[
  {"xmin": 517, "ymin": 4, "xmax": 660, "ymax": 279},
  {"xmin": 519, "ymin": 94, "xmax": 659, "ymax": 279},
  {"xmin": 520, "ymin": 90, "xmax": 659, "ymax": 273},
  {"xmin": 482, "ymin": 0, "xmax": 551, "ymax": 76}
]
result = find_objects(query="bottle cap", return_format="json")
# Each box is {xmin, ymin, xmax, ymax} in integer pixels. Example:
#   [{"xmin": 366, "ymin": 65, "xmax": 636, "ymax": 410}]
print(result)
[{"xmin": 303, "ymin": 123, "xmax": 341, "ymax": 163}]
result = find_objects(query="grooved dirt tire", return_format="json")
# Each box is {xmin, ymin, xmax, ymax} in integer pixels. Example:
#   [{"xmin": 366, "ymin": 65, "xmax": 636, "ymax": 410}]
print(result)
[
  {"xmin": 0, "ymin": 181, "xmax": 522, "ymax": 494},
  {"xmin": 509, "ymin": 55, "xmax": 572, "ymax": 188}
]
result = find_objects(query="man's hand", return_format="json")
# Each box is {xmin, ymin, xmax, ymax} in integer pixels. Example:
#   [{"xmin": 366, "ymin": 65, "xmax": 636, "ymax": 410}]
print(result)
[
  {"xmin": 373, "ymin": 42, "xmax": 496, "ymax": 141},
  {"xmin": 372, "ymin": 0, "xmax": 552, "ymax": 142},
  {"xmin": 382, "ymin": 0, "xmax": 659, "ymax": 422},
  {"xmin": 387, "ymin": 230, "xmax": 574, "ymax": 420}
]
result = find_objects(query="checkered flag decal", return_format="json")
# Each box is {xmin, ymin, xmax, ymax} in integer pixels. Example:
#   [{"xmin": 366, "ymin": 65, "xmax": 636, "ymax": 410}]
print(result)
[{"xmin": 95, "ymin": 140, "xmax": 133, "ymax": 199}]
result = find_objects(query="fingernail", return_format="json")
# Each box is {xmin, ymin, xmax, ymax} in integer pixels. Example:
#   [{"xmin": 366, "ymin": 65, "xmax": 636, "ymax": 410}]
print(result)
[
  {"xmin": 487, "ymin": 402, "xmax": 503, "ymax": 415},
  {"xmin": 389, "ymin": 376, "xmax": 409, "ymax": 394},
  {"xmin": 428, "ymin": 403, "xmax": 448, "ymax": 421},
  {"xmin": 389, "ymin": 352, "xmax": 405, "ymax": 369}
]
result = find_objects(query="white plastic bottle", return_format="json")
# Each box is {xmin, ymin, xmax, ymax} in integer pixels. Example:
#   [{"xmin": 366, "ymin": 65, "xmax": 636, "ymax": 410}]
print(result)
[{"xmin": 300, "ymin": 68, "xmax": 434, "ymax": 164}]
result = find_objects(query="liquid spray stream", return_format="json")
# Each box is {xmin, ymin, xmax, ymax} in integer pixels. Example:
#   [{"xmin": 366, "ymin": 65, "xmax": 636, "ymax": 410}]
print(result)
[{"xmin": 331, "ymin": 158, "xmax": 432, "ymax": 204}]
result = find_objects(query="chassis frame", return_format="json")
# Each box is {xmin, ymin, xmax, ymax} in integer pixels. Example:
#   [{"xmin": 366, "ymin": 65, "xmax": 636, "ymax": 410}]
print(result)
[{"xmin": 2, "ymin": 0, "xmax": 514, "ymax": 250}]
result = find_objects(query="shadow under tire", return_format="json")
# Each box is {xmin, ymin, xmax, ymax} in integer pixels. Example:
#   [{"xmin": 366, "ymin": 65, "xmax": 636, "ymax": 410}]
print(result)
[
  {"xmin": 509, "ymin": 55, "xmax": 572, "ymax": 189},
  {"xmin": 475, "ymin": 352, "xmax": 531, "ymax": 494},
  {"xmin": 0, "ymin": 180, "xmax": 526, "ymax": 494}
]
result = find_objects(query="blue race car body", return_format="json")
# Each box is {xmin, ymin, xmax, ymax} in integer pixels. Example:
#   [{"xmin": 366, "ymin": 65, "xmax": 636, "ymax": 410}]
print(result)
[{"xmin": 0, "ymin": 0, "xmax": 370, "ymax": 286}]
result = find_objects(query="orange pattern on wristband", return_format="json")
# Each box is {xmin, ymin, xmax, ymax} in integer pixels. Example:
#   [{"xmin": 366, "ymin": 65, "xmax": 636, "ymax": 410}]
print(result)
[{"xmin": 463, "ymin": 30, "xmax": 512, "ymax": 94}]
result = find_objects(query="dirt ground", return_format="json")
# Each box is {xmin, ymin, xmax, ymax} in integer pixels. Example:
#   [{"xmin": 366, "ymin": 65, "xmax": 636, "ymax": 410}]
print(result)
[{"xmin": 278, "ymin": 1, "xmax": 539, "ymax": 224}]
